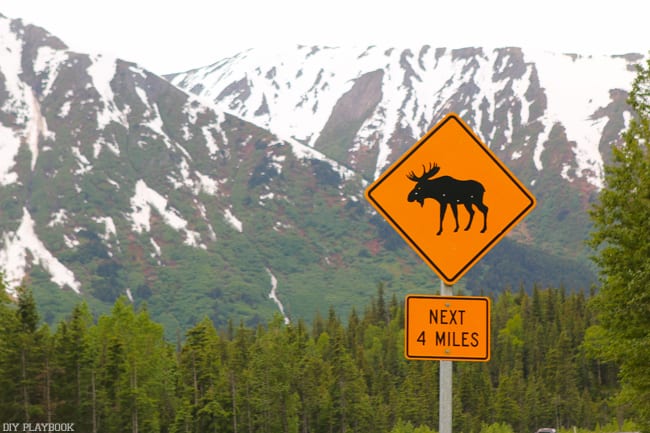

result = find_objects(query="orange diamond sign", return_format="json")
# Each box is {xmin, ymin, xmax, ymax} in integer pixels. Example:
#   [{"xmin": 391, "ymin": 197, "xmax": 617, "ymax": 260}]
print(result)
[{"xmin": 365, "ymin": 113, "xmax": 536, "ymax": 284}]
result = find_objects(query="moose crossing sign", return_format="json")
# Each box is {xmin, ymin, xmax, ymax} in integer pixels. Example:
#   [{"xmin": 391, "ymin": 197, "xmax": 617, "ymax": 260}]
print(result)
[{"xmin": 365, "ymin": 113, "xmax": 536, "ymax": 284}]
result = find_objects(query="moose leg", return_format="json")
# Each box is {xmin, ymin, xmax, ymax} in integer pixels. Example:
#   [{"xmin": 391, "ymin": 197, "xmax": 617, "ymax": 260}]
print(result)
[
  {"xmin": 463, "ymin": 203, "xmax": 475, "ymax": 231},
  {"xmin": 437, "ymin": 203, "xmax": 448, "ymax": 235},
  {"xmin": 451, "ymin": 203, "xmax": 460, "ymax": 232},
  {"xmin": 476, "ymin": 202, "xmax": 488, "ymax": 233}
]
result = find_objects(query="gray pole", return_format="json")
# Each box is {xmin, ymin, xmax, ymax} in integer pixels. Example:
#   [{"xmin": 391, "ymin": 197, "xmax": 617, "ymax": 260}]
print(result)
[{"xmin": 439, "ymin": 280, "xmax": 453, "ymax": 433}]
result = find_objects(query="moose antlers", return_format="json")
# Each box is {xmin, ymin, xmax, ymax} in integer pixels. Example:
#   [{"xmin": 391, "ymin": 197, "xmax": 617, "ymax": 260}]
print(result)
[{"xmin": 407, "ymin": 163, "xmax": 440, "ymax": 182}]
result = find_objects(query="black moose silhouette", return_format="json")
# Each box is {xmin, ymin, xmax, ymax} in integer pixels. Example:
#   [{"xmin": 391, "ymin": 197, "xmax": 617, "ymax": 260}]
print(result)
[{"xmin": 407, "ymin": 163, "xmax": 488, "ymax": 235}]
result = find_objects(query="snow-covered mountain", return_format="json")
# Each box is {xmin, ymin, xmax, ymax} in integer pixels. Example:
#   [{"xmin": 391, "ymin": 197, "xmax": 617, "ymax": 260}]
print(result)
[
  {"xmin": 0, "ymin": 12, "xmax": 637, "ymax": 331},
  {"xmin": 0, "ymin": 14, "xmax": 380, "ymax": 329},
  {"xmin": 169, "ymin": 45, "xmax": 642, "ymax": 189},
  {"xmin": 168, "ymin": 45, "xmax": 646, "ymax": 275}
]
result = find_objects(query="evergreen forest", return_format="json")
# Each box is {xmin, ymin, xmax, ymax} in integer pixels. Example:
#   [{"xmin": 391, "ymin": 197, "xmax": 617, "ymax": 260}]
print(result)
[{"xmin": 0, "ymin": 284, "xmax": 633, "ymax": 433}]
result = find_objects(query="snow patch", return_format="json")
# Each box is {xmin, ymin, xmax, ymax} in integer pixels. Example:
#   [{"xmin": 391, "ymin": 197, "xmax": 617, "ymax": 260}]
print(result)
[
  {"xmin": 195, "ymin": 171, "xmax": 219, "ymax": 195},
  {"xmin": 150, "ymin": 238, "xmax": 162, "ymax": 256},
  {"xmin": 59, "ymin": 100, "xmax": 72, "ymax": 118},
  {"xmin": 0, "ymin": 208, "xmax": 81, "ymax": 294},
  {"xmin": 87, "ymin": 54, "xmax": 128, "ymax": 129},
  {"xmin": 533, "ymin": 123, "xmax": 551, "ymax": 171},
  {"xmin": 92, "ymin": 216, "xmax": 117, "ymax": 241},
  {"xmin": 33, "ymin": 46, "xmax": 68, "ymax": 97},
  {"xmin": 0, "ymin": 19, "xmax": 25, "ymax": 110},
  {"xmin": 269, "ymin": 153, "xmax": 286, "ymax": 174},
  {"xmin": 286, "ymin": 137, "xmax": 356, "ymax": 180},
  {"xmin": 223, "ymin": 207, "xmax": 243, "ymax": 232},
  {"xmin": 260, "ymin": 191, "xmax": 275, "ymax": 203},
  {"xmin": 63, "ymin": 234, "xmax": 79, "ymax": 249},
  {"xmin": 273, "ymin": 221, "xmax": 292, "ymax": 232},
  {"xmin": 196, "ymin": 202, "xmax": 217, "ymax": 241},
  {"xmin": 48, "ymin": 209, "xmax": 68, "ymax": 227},
  {"xmin": 134, "ymin": 87, "xmax": 176, "ymax": 149},
  {"xmin": 202, "ymin": 126, "xmax": 221, "ymax": 156},
  {"xmin": 560, "ymin": 163, "xmax": 574, "ymax": 182},
  {"xmin": 107, "ymin": 178, "xmax": 120, "ymax": 189},
  {"xmin": 0, "ymin": 124, "xmax": 21, "ymax": 185},
  {"xmin": 71, "ymin": 146, "xmax": 92, "ymax": 175},
  {"xmin": 0, "ymin": 28, "xmax": 56, "ymax": 179},
  {"xmin": 128, "ymin": 180, "xmax": 203, "ymax": 247},
  {"xmin": 530, "ymin": 50, "xmax": 637, "ymax": 187},
  {"xmin": 183, "ymin": 98, "xmax": 229, "ymax": 155},
  {"xmin": 266, "ymin": 268, "xmax": 289, "ymax": 324}
]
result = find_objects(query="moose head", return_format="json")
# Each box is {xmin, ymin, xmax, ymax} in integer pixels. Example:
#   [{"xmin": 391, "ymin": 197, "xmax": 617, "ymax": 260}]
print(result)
[
  {"xmin": 407, "ymin": 163, "xmax": 441, "ymax": 207},
  {"xmin": 406, "ymin": 163, "xmax": 488, "ymax": 235}
]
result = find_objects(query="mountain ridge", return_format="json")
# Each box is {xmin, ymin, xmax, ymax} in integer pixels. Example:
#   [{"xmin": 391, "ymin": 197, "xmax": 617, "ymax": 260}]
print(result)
[
  {"xmin": 168, "ymin": 44, "xmax": 644, "ymax": 264},
  {"xmin": 168, "ymin": 45, "xmax": 642, "ymax": 187}
]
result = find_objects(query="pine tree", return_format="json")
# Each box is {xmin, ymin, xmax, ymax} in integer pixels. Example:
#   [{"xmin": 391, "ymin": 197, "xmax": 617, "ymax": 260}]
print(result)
[
  {"xmin": 295, "ymin": 334, "xmax": 333, "ymax": 433},
  {"xmin": 91, "ymin": 297, "xmax": 174, "ymax": 433},
  {"xmin": 14, "ymin": 287, "xmax": 44, "ymax": 422},
  {"xmin": 0, "ymin": 278, "xmax": 16, "ymax": 420},
  {"xmin": 52, "ymin": 302, "xmax": 94, "ymax": 430},
  {"xmin": 588, "ymin": 55, "xmax": 650, "ymax": 431},
  {"xmin": 226, "ymin": 323, "xmax": 255, "ymax": 433},
  {"xmin": 176, "ymin": 316, "xmax": 229, "ymax": 433},
  {"xmin": 325, "ymin": 315, "xmax": 372, "ymax": 433}
]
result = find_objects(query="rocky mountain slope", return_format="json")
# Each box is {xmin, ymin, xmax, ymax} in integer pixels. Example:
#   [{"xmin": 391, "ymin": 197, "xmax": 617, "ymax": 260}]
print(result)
[
  {"xmin": 168, "ymin": 45, "xmax": 644, "ymax": 261},
  {"xmin": 169, "ymin": 45, "xmax": 641, "ymax": 186}
]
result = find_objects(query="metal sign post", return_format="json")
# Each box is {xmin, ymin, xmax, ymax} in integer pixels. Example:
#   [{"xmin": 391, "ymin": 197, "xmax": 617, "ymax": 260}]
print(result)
[
  {"xmin": 439, "ymin": 280, "xmax": 453, "ymax": 433},
  {"xmin": 365, "ymin": 112, "xmax": 536, "ymax": 433}
]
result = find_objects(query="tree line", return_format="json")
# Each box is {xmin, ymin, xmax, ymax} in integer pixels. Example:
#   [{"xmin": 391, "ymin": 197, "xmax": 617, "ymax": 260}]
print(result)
[{"xmin": 0, "ymin": 283, "xmax": 626, "ymax": 433}]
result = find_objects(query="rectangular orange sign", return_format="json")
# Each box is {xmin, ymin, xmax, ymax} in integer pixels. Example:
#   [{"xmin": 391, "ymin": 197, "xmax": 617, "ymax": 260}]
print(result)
[{"xmin": 405, "ymin": 295, "xmax": 490, "ymax": 361}]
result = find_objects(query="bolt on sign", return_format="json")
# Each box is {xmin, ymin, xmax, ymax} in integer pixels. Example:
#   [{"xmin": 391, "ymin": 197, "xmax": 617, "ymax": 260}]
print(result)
[
  {"xmin": 365, "ymin": 113, "xmax": 536, "ymax": 285},
  {"xmin": 405, "ymin": 295, "xmax": 490, "ymax": 361}
]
